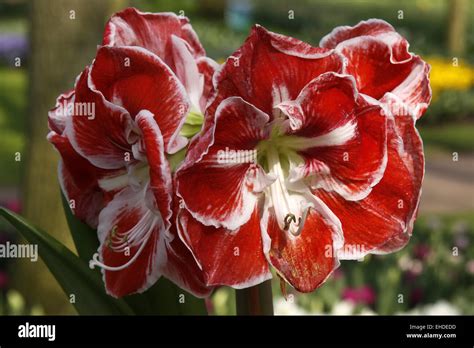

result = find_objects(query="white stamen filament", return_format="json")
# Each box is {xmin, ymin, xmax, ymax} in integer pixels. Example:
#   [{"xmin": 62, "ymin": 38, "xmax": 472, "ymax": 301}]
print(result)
[
  {"xmin": 89, "ymin": 211, "xmax": 158, "ymax": 272},
  {"xmin": 266, "ymin": 146, "xmax": 304, "ymax": 236}
]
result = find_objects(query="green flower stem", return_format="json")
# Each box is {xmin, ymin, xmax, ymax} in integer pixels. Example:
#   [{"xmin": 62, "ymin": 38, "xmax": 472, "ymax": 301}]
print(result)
[{"xmin": 235, "ymin": 280, "xmax": 274, "ymax": 315}]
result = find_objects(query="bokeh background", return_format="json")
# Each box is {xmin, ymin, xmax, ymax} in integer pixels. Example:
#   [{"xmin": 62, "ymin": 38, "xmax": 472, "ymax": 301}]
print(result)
[{"xmin": 0, "ymin": 0, "xmax": 473, "ymax": 315}]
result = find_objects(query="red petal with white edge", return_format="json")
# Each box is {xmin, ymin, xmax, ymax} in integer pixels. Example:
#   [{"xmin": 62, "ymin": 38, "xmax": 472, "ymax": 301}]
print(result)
[
  {"xmin": 48, "ymin": 132, "xmax": 109, "ymax": 228},
  {"xmin": 261, "ymin": 195, "xmax": 343, "ymax": 292},
  {"xmin": 177, "ymin": 207, "xmax": 271, "ymax": 289},
  {"xmin": 48, "ymin": 90, "xmax": 74, "ymax": 134},
  {"xmin": 383, "ymin": 59, "xmax": 431, "ymax": 119},
  {"xmin": 320, "ymin": 19, "xmax": 411, "ymax": 62},
  {"xmin": 90, "ymin": 46, "xmax": 190, "ymax": 154},
  {"xmin": 162, "ymin": 223, "xmax": 213, "ymax": 298},
  {"xmin": 322, "ymin": 20, "xmax": 432, "ymax": 119},
  {"xmin": 171, "ymin": 35, "xmax": 202, "ymax": 110},
  {"xmin": 197, "ymin": 57, "xmax": 219, "ymax": 113},
  {"xmin": 338, "ymin": 37, "xmax": 418, "ymax": 100},
  {"xmin": 103, "ymin": 7, "xmax": 205, "ymax": 67},
  {"xmin": 177, "ymin": 97, "xmax": 272, "ymax": 230},
  {"xmin": 95, "ymin": 186, "xmax": 168, "ymax": 298},
  {"xmin": 65, "ymin": 67, "xmax": 133, "ymax": 170},
  {"xmin": 208, "ymin": 25, "xmax": 343, "ymax": 118},
  {"xmin": 315, "ymin": 113, "xmax": 424, "ymax": 258},
  {"xmin": 283, "ymin": 73, "xmax": 387, "ymax": 201},
  {"xmin": 134, "ymin": 110, "xmax": 173, "ymax": 226}
]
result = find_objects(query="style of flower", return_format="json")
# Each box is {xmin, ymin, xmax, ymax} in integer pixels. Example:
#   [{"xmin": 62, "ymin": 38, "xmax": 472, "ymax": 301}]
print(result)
[{"xmin": 176, "ymin": 20, "xmax": 431, "ymax": 292}]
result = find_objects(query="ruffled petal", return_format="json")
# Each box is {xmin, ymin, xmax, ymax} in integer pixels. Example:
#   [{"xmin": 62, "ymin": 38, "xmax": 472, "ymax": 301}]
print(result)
[
  {"xmin": 89, "ymin": 46, "xmax": 190, "ymax": 154},
  {"xmin": 176, "ymin": 97, "xmax": 272, "ymax": 230},
  {"xmin": 134, "ymin": 110, "xmax": 173, "ymax": 223},
  {"xmin": 177, "ymin": 206, "xmax": 271, "ymax": 289},
  {"xmin": 47, "ymin": 132, "xmax": 111, "ymax": 228},
  {"xmin": 48, "ymin": 89, "xmax": 74, "ymax": 134},
  {"xmin": 162, "ymin": 223, "xmax": 213, "ymax": 298},
  {"xmin": 320, "ymin": 19, "xmax": 411, "ymax": 62},
  {"xmin": 261, "ymin": 194, "xmax": 343, "ymax": 292},
  {"xmin": 65, "ymin": 67, "xmax": 133, "ymax": 169},
  {"xmin": 338, "ymin": 37, "xmax": 417, "ymax": 100},
  {"xmin": 197, "ymin": 57, "xmax": 219, "ymax": 113},
  {"xmin": 95, "ymin": 186, "xmax": 168, "ymax": 298},
  {"xmin": 282, "ymin": 73, "xmax": 387, "ymax": 201},
  {"xmin": 320, "ymin": 19, "xmax": 431, "ymax": 119},
  {"xmin": 208, "ymin": 25, "xmax": 344, "ymax": 118},
  {"xmin": 103, "ymin": 7, "xmax": 205, "ymax": 67},
  {"xmin": 315, "ymin": 111, "xmax": 423, "ymax": 258},
  {"xmin": 91, "ymin": 113, "xmax": 174, "ymax": 298}
]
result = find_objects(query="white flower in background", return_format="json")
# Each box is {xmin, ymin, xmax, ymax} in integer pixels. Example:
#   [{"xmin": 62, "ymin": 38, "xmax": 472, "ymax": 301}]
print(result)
[
  {"xmin": 274, "ymin": 297, "xmax": 308, "ymax": 315},
  {"xmin": 399, "ymin": 300, "xmax": 460, "ymax": 315},
  {"xmin": 331, "ymin": 300, "xmax": 355, "ymax": 315},
  {"xmin": 421, "ymin": 301, "xmax": 460, "ymax": 315},
  {"xmin": 359, "ymin": 307, "xmax": 376, "ymax": 315}
]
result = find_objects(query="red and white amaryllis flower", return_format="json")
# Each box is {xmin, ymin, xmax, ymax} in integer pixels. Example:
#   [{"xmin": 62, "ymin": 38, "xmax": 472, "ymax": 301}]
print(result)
[
  {"xmin": 176, "ymin": 21, "xmax": 430, "ymax": 292},
  {"xmin": 103, "ymin": 8, "xmax": 219, "ymax": 128},
  {"xmin": 48, "ymin": 9, "xmax": 215, "ymax": 298}
]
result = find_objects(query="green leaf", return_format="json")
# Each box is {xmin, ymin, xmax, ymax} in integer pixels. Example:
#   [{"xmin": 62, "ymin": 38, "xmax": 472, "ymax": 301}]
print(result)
[
  {"xmin": 61, "ymin": 194, "xmax": 99, "ymax": 263},
  {"xmin": 0, "ymin": 207, "xmax": 133, "ymax": 315},
  {"xmin": 125, "ymin": 278, "xmax": 208, "ymax": 315}
]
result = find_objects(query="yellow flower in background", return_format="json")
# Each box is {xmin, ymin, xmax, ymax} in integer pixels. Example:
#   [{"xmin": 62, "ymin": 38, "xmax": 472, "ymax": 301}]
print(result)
[{"xmin": 427, "ymin": 57, "xmax": 474, "ymax": 100}]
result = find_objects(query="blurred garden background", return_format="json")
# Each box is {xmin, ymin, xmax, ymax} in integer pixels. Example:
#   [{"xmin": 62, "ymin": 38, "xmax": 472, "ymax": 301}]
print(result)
[{"xmin": 0, "ymin": 0, "xmax": 473, "ymax": 315}]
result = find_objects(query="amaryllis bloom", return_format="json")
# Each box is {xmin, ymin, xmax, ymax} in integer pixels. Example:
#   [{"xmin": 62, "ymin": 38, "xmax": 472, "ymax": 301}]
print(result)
[
  {"xmin": 103, "ymin": 8, "xmax": 219, "ymax": 133},
  {"xmin": 176, "ymin": 21, "xmax": 430, "ymax": 292},
  {"xmin": 47, "ymin": 10, "xmax": 214, "ymax": 298}
]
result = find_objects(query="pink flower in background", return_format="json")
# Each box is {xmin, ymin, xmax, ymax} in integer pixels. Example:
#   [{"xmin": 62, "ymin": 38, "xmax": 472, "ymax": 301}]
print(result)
[
  {"xmin": 342, "ymin": 285, "xmax": 376, "ymax": 305},
  {"xmin": 413, "ymin": 244, "xmax": 431, "ymax": 261},
  {"xmin": 4, "ymin": 199, "xmax": 21, "ymax": 214}
]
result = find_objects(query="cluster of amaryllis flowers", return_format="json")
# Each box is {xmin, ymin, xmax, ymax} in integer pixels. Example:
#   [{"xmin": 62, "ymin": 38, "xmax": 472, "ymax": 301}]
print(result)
[{"xmin": 48, "ymin": 8, "xmax": 430, "ymax": 298}]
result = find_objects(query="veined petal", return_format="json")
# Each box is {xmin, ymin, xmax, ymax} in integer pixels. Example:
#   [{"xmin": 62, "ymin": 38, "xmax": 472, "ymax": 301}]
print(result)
[
  {"xmin": 177, "ymin": 97, "xmax": 272, "ymax": 230},
  {"xmin": 338, "ymin": 37, "xmax": 417, "ymax": 100},
  {"xmin": 92, "ymin": 186, "xmax": 168, "ymax": 298},
  {"xmin": 381, "ymin": 60, "xmax": 431, "ymax": 119},
  {"xmin": 103, "ymin": 7, "xmax": 205, "ymax": 67},
  {"xmin": 315, "ymin": 112, "xmax": 424, "ymax": 258},
  {"xmin": 134, "ymin": 110, "xmax": 174, "ymax": 225},
  {"xmin": 282, "ymin": 73, "xmax": 387, "ymax": 201},
  {"xmin": 65, "ymin": 67, "xmax": 133, "ymax": 170},
  {"xmin": 171, "ymin": 35, "xmax": 203, "ymax": 111},
  {"xmin": 197, "ymin": 56, "xmax": 220, "ymax": 113},
  {"xmin": 162, "ymin": 223, "xmax": 213, "ymax": 298},
  {"xmin": 89, "ymin": 46, "xmax": 190, "ymax": 154},
  {"xmin": 177, "ymin": 207, "xmax": 271, "ymax": 289},
  {"xmin": 47, "ymin": 132, "xmax": 114, "ymax": 228},
  {"xmin": 261, "ymin": 193, "xmax": 343, "ymax": 292},
  {"xmin": 48, "ymin": 89, "xmax": 74, "ymax": 134},
  {"xmin": 207, "ymin": 25, "xmax": 344, "ymax": 118},
  {"xmin": 321, "ymin": 20, "xmax": 431, "ymax": 119},
  {"xmin": 320, "ymin": 19, "xmax": 411, "ymax": 63}
]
